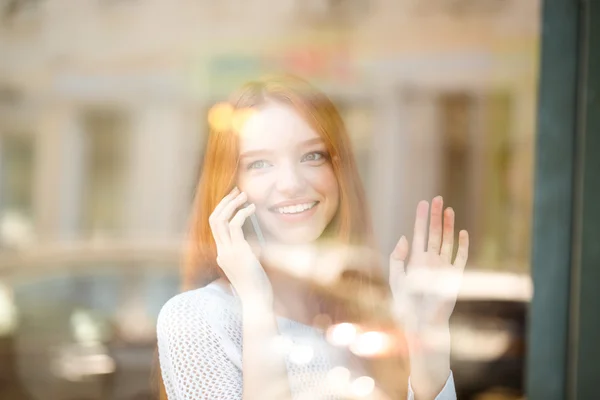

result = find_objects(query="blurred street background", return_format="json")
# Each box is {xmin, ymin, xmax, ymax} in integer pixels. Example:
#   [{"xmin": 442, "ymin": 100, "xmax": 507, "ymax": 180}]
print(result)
[{"xmin": 0, "ymin": 0, "xmax": 539, "ymax": 399}]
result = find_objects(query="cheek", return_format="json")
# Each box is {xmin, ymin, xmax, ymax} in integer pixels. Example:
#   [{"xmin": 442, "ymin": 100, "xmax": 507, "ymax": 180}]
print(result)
[
  {"xmin": 237, "ymin": 173, "xmax": 270, "ymax": 204},
  {"xmin": 308, "ymin": 167, "xmax": 339, "ymax": 201}
]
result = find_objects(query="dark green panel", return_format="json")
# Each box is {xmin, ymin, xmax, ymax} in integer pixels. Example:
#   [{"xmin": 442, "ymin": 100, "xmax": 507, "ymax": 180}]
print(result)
[
  {"xmin": 527, "ymin": 0, "xmax": 580, "ymax": 398},
  {"xmin": 570, "ymin": 1, "xmax": 600, "ymax": 398}
]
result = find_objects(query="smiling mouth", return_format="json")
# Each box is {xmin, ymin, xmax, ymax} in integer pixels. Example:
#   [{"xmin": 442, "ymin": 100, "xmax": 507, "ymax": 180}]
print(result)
[{"xmin": 269, "ymin": 201, "xmax": 319, "ymax": 215}]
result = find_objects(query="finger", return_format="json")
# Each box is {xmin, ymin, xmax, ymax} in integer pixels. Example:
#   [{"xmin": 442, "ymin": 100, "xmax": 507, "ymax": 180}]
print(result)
[
  {"xmin": 209, "ymin": 187, "xmax": 240, "ymax": 245},
  {"xmin": 440, "ymin": 207, "xmax": 455, "ymax": 263},
  {"xmin": 411, "ymin": 200, "xmax": 429, "ymax": 255},
  {"xmin": 212, "ymin": 186, "xmax": 240, "ymax": 216},
  {"xmin": 427, "ymin": 196, "xmax": 444, "ymax": 254},
  {"xmin": 389, "ymin": 236, "xmax": 409, "ymax": 295},
  {"xmin": 229, "ymin": 203, "xmax": 256, "ymax": 243},
  {"xmin": 453, "ymin": 230, "xmax": 470, "ymax": 270},
  {"xmin": 218, "ymin": 191, "xmax": 248, "ymax": 223},
  {"xmin": 214, "ymin": 191, "xmax": 248, "ymax": 245}
]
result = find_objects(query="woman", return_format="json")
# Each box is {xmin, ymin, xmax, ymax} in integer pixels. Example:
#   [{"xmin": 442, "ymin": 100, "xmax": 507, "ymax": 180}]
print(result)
[{"xmin": 157, "ymin": 74, "xmax": 468, "ymax": 400}]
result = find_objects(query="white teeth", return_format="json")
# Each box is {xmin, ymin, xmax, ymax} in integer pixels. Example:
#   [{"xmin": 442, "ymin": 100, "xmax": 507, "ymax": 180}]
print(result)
[{"xmin": 276, "ymin": 202, "xmax": 317, "ymax": 214}]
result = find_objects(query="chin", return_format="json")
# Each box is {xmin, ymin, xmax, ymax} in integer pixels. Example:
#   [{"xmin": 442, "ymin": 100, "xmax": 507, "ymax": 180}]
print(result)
[{"xmin": 271, "ymin": 226, "xmax": 326, "ymax": 245}]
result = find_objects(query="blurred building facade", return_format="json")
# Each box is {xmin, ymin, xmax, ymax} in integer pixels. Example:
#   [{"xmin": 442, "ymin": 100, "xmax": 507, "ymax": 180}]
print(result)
[{"xmin": 0, "ymin": 0, "xmax": 539, "ymax": 272}]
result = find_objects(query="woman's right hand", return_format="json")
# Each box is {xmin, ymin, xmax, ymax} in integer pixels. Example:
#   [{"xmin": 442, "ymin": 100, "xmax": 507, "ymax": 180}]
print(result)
[{"xmin": 209, "ymin": 187, "xmax": 272, "ymax": 303}]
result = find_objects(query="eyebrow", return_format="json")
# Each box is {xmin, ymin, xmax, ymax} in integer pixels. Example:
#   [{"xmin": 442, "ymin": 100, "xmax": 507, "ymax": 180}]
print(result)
[{"xmin": 239, "ymin": 138, "xmax": 325, "ymax": 159}]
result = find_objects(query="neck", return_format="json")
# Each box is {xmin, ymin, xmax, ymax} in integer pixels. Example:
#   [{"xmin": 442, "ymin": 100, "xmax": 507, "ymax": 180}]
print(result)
[
  {"xmin": 270, "ymin": 272, "xmax": 321, "ymax": 326},
  {"xmin": 262, "ymin": 241, "xmax": 322, "ymax": 325}
]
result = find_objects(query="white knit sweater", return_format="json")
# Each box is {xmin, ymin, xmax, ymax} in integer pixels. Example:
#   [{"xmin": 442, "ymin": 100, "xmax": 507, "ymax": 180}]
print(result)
[{"xmin": 157, "ymin": 282, "xmax": 456, "ymax": 400}]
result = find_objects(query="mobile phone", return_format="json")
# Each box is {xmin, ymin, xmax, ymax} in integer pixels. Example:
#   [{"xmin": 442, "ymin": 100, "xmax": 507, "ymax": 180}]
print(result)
[{"xmin": 244, "ymin": 202, "xmax": 266, "ymax": 248}]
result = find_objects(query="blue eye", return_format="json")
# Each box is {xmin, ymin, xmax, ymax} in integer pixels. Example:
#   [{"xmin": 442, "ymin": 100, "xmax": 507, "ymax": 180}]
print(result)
[
  {"xmin": 248, "ymin": 160, "xmax": 271, "ymax": 170},
  {"xmin": 302, "ymin": 151, "xmax": 328, "ymax": 163}
]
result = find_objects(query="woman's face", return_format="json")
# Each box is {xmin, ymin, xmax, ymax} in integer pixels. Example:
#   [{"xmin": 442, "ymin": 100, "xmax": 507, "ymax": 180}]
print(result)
[{"xmin": 237, "ymin": 102, "xmax": 340, "ymax": 245}]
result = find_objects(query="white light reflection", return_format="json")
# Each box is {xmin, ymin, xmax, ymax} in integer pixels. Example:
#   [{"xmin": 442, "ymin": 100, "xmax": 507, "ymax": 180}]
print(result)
[
  {"xmin": 326, "ymin": 322, "xmax": 357, "ymax": 347},
  {"xmin": 350, "ymin": 376, "xmax": 376, "ymax": 397},
  {"xmin": 71, "ymin": 310, "xmax": 102, "ymax": 343},
  {"xmin": 326, "ymin": 366, "xmax": 351, "ymax": 394},
  {"xmin": 0, "ymin": 210, "xmax": 34, "ymax": 248},
  {"xmin": 451, "ymin": 325, "xmax": 512, "ymax": 361},
  {"xmin": 289, "ymin": 344, "xmax": 314, "ymax": 365},
  {"xmin": 51, "ymin": 343, "xmax": 116, "ymax": 381},
  {"xmin": 349, "ymin": 331, "xmax": 392, "ymax": 357},
  {"xmin": 0, "ymin": 283, "xmax": 17, "ymax": 336}
]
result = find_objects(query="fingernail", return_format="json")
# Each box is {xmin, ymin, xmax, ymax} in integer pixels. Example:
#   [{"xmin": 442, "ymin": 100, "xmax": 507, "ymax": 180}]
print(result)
[{"xmin": 232, "ymin": 186, "xmax": 239, "ymax": 194}]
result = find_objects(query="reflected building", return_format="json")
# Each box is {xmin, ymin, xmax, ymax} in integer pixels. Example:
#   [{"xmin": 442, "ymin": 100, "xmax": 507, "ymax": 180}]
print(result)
[{"xmin": 0, "ymin": 0, "xmax": 539, "ymax": 272}]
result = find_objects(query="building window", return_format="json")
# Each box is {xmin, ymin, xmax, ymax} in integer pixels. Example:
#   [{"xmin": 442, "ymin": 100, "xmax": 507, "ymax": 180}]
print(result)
[
  {"xmin": 81, "ymin": 109, "xmax": 129, "ymax": 238},
  {"xmin": 440, "ymin": 91, "xmax": 521, "ymax": 270},
  {"xmin": 0, "ymin": 132, "xmax": 35, "ymax": 248}
]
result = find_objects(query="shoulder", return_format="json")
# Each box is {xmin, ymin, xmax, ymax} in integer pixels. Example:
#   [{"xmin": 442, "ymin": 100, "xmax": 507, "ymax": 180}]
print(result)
[
  {"xmin": 157, "ymin": 283, "xmax": 239, "ymax": 334},
  {"xmin": 158, "ymin": 284, "xmax": 231, "ymax": 321}
]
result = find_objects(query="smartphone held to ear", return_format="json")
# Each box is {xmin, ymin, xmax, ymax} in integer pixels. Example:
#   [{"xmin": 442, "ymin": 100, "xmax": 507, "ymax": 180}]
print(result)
[{"xmin": 243, "ymin": 202, "xmax": 266, "ymax": 248}]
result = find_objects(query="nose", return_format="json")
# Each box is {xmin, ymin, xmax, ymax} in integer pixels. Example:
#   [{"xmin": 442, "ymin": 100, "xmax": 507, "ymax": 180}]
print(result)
[{"xmin": 275, "ymin": 161, "xmax": 305, "ymax": 196}]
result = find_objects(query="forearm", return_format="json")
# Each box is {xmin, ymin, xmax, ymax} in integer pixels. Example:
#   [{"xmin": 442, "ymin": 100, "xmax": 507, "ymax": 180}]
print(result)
[
  {"xmin": 407, "ymin": 324, "xmax": 452, "ymax": 400},
  {"xmin": 241, "ymin": 293, "xmax": 293, "ymax": 400}
]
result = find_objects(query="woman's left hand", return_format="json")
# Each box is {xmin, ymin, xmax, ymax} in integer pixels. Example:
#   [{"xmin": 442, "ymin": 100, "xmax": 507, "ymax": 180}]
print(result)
[
  {"xmin": 389, "ymin": 196, "xmax": 469, "ymax": 335},
  {"xmin": 389, "ymin": 196, "xmax": 469, "ymax": 399}
]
